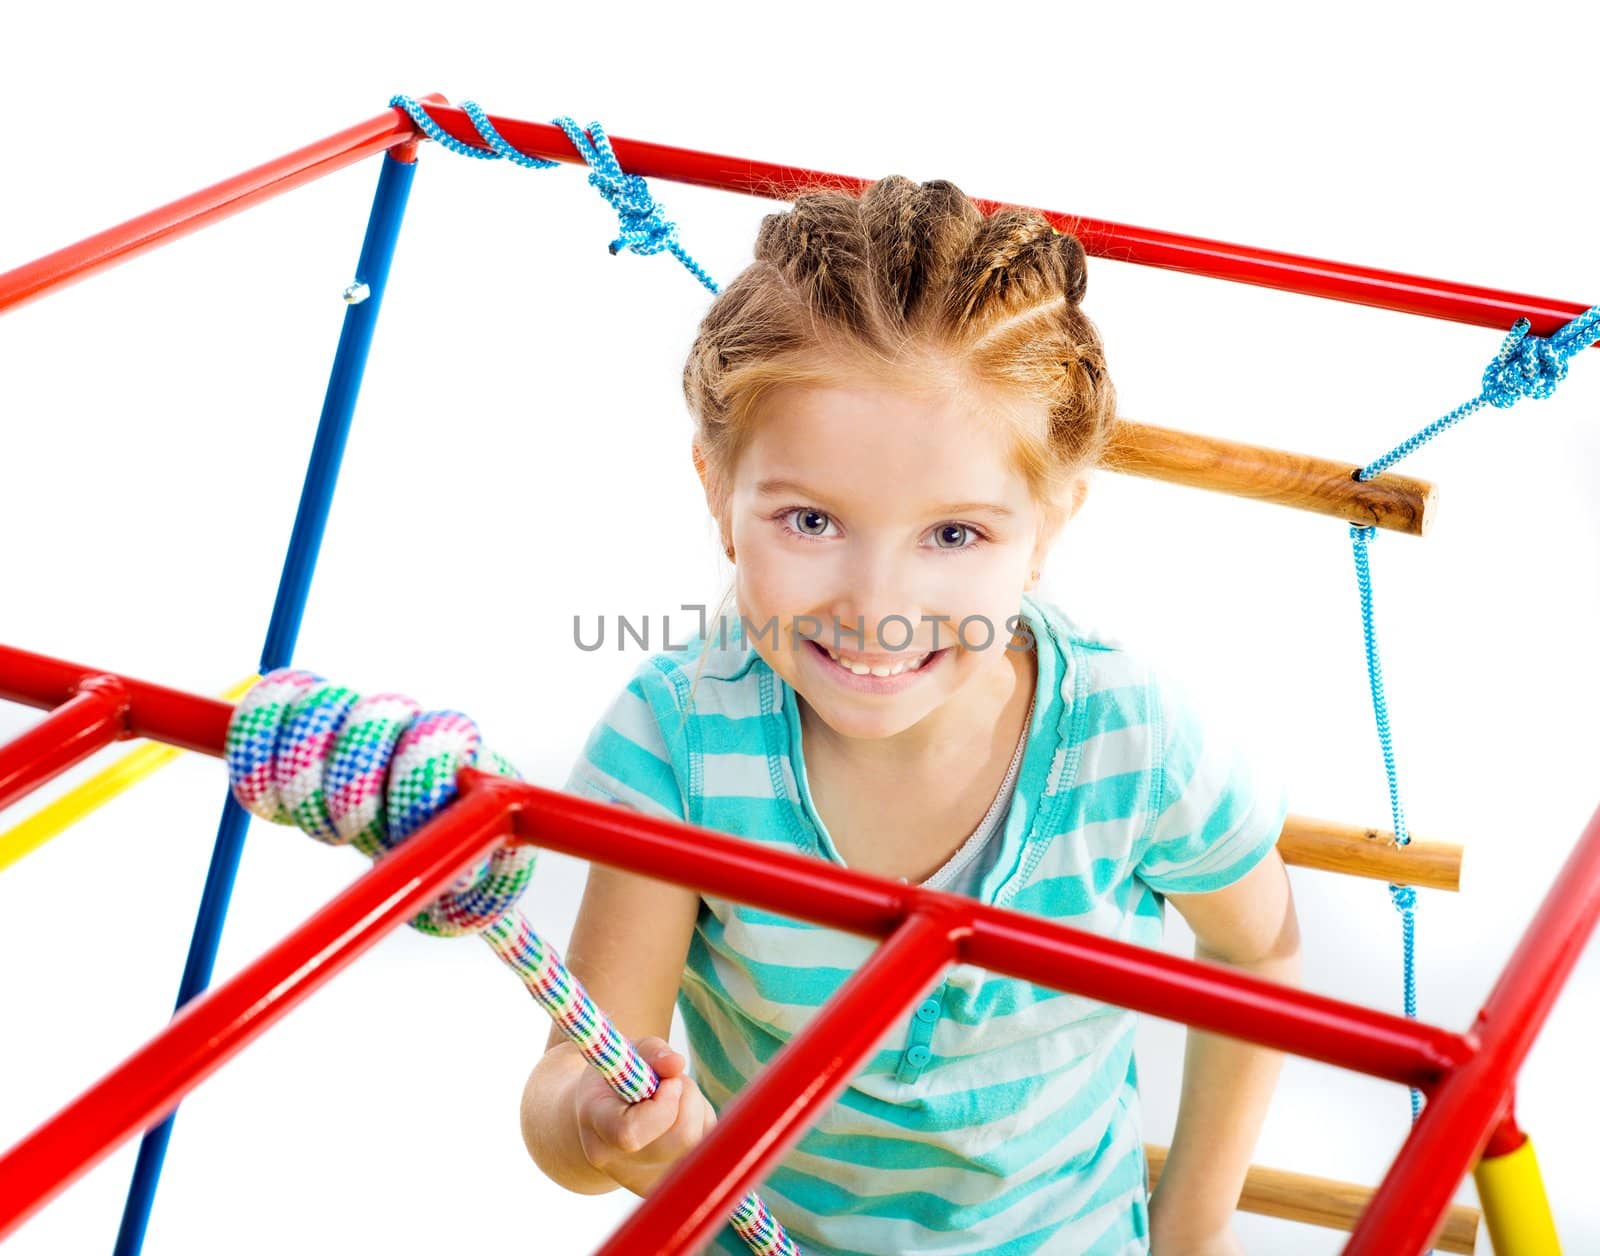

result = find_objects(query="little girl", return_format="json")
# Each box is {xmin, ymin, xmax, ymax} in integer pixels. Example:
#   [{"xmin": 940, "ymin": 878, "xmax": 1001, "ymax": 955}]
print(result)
[{"xmin": 522, "ymin": 177, "xmax": 1300, "ymax": 1256}]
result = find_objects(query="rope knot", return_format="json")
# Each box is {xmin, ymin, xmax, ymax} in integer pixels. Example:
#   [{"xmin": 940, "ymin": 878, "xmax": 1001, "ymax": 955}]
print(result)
[
  {"xmin": 1480, "ymin": 318, "xmax": 1569, "ymax": 407},
  {"xmin": 226, "ymin": 670, "xmax": 533, "ymax": 938},
  {"xmin": 592, "ymin": 168, "xmax": 679, "ymax": 257},
  {"xmin": 549, "ymin": 117, "xmax": 682, "ymax": 258}
]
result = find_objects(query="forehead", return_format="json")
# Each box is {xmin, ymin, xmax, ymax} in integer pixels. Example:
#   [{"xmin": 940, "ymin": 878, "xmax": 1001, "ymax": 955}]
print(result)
[{"xmin": 738, "ymin": 378, "xmax": 1032, "ymax": 514}]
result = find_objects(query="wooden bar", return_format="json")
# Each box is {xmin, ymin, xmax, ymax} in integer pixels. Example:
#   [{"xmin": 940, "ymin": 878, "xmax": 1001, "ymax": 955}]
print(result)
[
  {"xmin": 1144, "ymin": 1142, "xmax": 1481, "ymax": 1254},
  {"xmin": 1279, "ymin": 813, "xmax": 1463, "ymax": 892},
  {"xmin": 1101, "ymin": 419, "xmax": 1437, "ymax": 536}
]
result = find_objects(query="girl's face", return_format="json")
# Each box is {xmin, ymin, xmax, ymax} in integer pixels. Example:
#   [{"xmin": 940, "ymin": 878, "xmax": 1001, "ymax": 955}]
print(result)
[{"xmin": 702, "ymin": 371, "xmax": 1077, "ymax": 746}]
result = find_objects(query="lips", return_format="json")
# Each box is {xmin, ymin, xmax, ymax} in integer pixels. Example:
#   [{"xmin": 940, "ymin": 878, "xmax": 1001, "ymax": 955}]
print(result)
[
  {"xmin": 805, "ymin": 638, "xmax": 950, "ymax": 688},
  {"xmin": 818, "ymin": 643, "xmax": 933, "ymax": 675}
]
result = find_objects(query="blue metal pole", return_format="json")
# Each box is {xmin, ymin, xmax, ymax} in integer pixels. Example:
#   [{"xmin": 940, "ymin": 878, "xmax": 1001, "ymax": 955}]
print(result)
[{"xmin": 112, "ymin": 147, "xmax": 419, "ymax": 1256}]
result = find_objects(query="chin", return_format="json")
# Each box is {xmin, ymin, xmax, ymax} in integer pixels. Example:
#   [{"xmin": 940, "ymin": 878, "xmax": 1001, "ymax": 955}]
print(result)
[{"xmin": 805, "ymin": 697, "xmax": 927, "ymax": 742}]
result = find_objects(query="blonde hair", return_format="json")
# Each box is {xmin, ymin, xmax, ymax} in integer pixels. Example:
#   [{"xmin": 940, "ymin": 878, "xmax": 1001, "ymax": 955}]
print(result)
[{"xmin": 677, "ymin": 176, "xmax": 1119, "ymax": 726}]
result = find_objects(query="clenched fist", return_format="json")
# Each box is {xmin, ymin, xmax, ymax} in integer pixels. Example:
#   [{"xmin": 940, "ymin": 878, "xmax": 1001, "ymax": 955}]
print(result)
[{"xmin": 574, "ymin": 1036, "xmax": 719, "ymax": 1197}]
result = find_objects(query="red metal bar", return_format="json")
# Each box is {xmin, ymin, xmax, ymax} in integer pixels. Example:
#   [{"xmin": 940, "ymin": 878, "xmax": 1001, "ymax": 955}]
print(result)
[
  {"xmin": 0, "ymin": 96, "xmax": 441, "ymax": 317},
  {"xmin": 515, "ymin": 779, "xmax": 1469, "ymax": 1090},
  {"xmin": 7, "ymin": 647, "xmax": 1599, "ymax": 1255},
  {"xmin": 0, "ymin": 676, "xmax": 129, "ymax": 811},
  {"xmin": 4, "ymin": 97, "xmax": 1593, "ymax": 349},
  {"xmin": 406, "ymin": 102, "xmax": 1596, "ymax": 344},
  {"xmin": 962, "ymin": 900, "xmax": 1468, "ymax": 1089},
  {"xmin": 0, "ymin": 643, "xmax": 232, "ymax": 755},
  {"xmin": 596, "ymin": 908, "xmax": 967, "ymax": 1256},
  {"xmin": 0, "ymin": 635, "xmax": 1473, "ymax": 1086},
  {"xmin": 0, "ymin": 774, "xmax": 521, "ymax": 1243},
  {"xmin": 1345, "ymin": 798, "xmax": 1600, "ymax": 1254}
]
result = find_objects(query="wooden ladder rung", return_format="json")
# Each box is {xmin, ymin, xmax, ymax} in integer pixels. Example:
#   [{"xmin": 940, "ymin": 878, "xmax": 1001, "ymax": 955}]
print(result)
[
  {"xmin": 1145, "ymin": 1142, "xmax": 1481, "ymax": 1254},
  {"xmin": 1278, "ymin": 812, "xmax": 1462, "ymax": 892}
]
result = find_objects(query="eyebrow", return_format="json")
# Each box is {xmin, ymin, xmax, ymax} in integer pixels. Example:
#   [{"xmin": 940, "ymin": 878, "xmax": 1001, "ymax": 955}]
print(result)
[{"xmin": 753, "ymin": 478, "xmax": 1016, "ymax": 519}]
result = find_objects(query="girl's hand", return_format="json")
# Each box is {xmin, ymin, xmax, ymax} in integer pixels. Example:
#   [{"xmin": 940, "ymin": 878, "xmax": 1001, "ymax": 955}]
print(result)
[{"xmin": 573, "ymin": 1036, "xmax": 718, "ymax": 1197}]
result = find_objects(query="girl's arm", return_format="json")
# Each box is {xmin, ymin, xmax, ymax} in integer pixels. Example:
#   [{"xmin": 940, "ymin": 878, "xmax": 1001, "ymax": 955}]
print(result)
[
  {"xmin": 520, "ymin": 850, "xmax": 702, "ymax": 1193},
  {"xmin": 1146, "ymin": 847, "xmax": 1302, "ymax": 1253}
]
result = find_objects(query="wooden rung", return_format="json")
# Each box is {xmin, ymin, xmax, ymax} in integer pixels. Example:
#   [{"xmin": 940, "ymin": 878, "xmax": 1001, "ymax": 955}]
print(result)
[
  {"xmin": 1145, "ymin": 1142, "xmax": 1481, "ymax": 1254},
  {"xmin": 1100, "ymin": 419, "xmax": 1437, "ymax": 537},
  {"xmin": 1277, "ymin": 813, "xmax": 1463, "ymax": 892}
]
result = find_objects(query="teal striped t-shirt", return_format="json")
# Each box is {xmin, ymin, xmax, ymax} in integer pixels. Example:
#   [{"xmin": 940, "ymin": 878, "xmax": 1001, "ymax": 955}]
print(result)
[{"xmin": 562, "ymin": 590, "xmax": 1289, "ymax": 1255}]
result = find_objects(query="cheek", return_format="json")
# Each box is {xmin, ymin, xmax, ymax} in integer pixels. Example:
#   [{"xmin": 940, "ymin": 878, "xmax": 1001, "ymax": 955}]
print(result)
[
  {"xmin": 930, "ymin": 555, "xmax": 1024, "ymax": 605},
  {"xmin": 737, "ymin": 536, "xmax": 822, "ymax": 610},
  {"xmin": 942, "ymin": 580, "xmax": 1034, "ymax": 658}
]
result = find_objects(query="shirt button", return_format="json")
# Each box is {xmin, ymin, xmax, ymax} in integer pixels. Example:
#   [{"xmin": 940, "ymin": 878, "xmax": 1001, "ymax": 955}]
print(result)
[
  {"xmin": 906, "ymin": 1044, "xmax": 931, "ymax": 1067},
  {"xmin": 915, "ymin": 998, "xmax": 941, "ymax": 1023}
]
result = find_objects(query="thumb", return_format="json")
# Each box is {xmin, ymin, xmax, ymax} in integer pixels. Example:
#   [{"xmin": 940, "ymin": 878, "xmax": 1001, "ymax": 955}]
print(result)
[{"xmin": 637, "ymin": 1035, "xmax": 686, "ymax": 1078}]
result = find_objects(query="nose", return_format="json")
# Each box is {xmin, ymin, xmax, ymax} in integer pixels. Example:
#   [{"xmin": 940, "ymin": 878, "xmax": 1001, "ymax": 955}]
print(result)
[{"xmin": 825, "ymin": 545, "xmax": 925, "ymax": 654}]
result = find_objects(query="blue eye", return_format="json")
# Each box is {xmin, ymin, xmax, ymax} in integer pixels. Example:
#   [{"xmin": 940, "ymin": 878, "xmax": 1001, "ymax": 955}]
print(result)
[
  {"xmin": 787, "ymin": 508, "xmax": 832, "ymax": 538},
  {"xmin": 775, "ymin": 509, "xmax": 988, "ymax": 551}
]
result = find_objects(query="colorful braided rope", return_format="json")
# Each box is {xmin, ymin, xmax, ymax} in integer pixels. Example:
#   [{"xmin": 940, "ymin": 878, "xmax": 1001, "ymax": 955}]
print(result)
[{"xmin": 226, "ymin": 668, "xmax": 797, "ymax": 1256}]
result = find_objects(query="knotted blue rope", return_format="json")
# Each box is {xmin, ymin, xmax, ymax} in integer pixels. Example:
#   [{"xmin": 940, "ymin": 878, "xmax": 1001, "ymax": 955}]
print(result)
[
  {"xmin": 1350, "ymin": 303, "xmax": 1599, "ymax": 1126},
  {"xmin": 388, "ymin": 95, "xmax": 720, "ymax": 294},
  {"xmin": 1360, "ymin": 306, "xmax": 1600, "ymax": 480}
]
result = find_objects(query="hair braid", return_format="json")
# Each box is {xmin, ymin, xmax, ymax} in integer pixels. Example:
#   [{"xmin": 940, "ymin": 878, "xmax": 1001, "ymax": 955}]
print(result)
[{"xmin": 681, "ymin": 176, "xmax": 1119, "ymax": 679}]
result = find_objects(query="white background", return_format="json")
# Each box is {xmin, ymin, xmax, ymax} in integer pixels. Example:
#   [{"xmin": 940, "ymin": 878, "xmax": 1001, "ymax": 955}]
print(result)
[{"xmin": 2, "ymin": 4, "xmax": 1597, "ymax": 1253}]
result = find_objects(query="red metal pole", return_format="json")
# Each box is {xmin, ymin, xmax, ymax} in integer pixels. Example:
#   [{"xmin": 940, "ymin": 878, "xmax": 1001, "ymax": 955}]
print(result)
[
  {"xmin": 14, "ymin": 647, "xmax": 1600, "ymax": 1255},
  {"xmin": 0, "ymin": 621, "xmax": 1468, "ymax": 1094},
  {"xmin": 595, "ymin": 908, "xmax": 966, "ymax": 1256},
  {"xmin": 0, "ymin": 643, "xmax": 232, "ymax": 755},
  {"xmin": 0, "ymin": 676, "xmax": 129, "ymax": 811},
  {"xmin": 0, "ymin": 97, "xmax": 440, "ymax": 318},
  {"xmin": 1344, "ymin": 798, "xmax": 1600, "ymax": 1254},
  {"xmin": 513, "ymin": 777, "xmax": 1470, "ymax": 1090},
  {"xmin": 961, "ymin": 900, "xmax": 1467, "ymax": 1090},
  {"xmin": 4, "ymin": 97, "xmax": 1593, "ymax": 347},
  {"xmin": 0, "ymin": 775, "xmax": 522, "ymax": 1243},
  {"xmin": 405, "ymin": 102, "xmax": 1596, "ymax": 344}
]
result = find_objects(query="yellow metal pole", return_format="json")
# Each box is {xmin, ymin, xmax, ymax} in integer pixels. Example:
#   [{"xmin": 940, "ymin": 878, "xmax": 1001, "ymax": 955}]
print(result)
[
  {"xmin": 1475, "ymin": 1136, "xmax": 1561, "ymax": 1255},
  {"xmin": 0, "ymin": 675, "xmax": 257, "ymax": 872}
]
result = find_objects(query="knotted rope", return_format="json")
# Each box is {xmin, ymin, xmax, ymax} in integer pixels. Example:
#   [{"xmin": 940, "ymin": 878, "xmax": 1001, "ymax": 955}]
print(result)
[
  {"xmin": 226, "ymin": 668, "xmax": 797, "ymax": 1255},
  {"xmin": 388, "ymin": 95, "xmax": 720, "ymax": 294},
  {"xmin": 1347, "ymin": 303, "xmax": 1600, "ymax": 1124}
]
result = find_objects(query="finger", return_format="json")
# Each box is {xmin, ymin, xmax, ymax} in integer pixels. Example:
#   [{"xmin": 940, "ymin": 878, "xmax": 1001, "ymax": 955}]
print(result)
[
  {"xmin": 649, "ymin": 1082, "xmax": 705, "ymax": 1159},
  {"xmin": 615, "ymin": 1077, "xmax": 682, "ymax": 1153},
  {"xmin": 587, "ymin": 1074, "xmax": 668, "ymax": 1148}
]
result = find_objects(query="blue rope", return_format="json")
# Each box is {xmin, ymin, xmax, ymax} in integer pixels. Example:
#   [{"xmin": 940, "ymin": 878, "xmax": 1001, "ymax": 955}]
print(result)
[
  {"xmin": 1350, "ymin": 303, "xmax": 1600, "ymax": 1127},
  {"xmin": 1360, "ymin": 306, "xmax": 1600, "ymax": 479},
  {"xmin": 388, "ymin": 95, "xmax": 720, "ymax": 294}
]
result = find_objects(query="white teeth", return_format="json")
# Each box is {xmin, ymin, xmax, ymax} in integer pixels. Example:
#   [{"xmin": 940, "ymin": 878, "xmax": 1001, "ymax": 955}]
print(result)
[{"xmin": 822, "ymin": 645, "xmax": 932, "ymax": 676}]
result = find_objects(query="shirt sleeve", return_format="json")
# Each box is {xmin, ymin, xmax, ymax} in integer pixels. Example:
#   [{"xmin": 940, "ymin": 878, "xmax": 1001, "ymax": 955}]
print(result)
[
  {"xmin": 1133, "ymin": 668, "xmax": 1289, "ymax": 895},
  {"xmin": 562, "ymin": 657, "xmax": 688, "ymax": 823}
]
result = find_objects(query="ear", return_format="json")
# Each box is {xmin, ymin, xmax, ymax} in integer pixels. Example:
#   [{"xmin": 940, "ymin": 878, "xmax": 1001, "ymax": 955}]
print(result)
[
  {"xmin": 1064, "ymin": 473, "xmax": 1090, "ymax": 523},
  {"xmin": 1030, "ymin": 473, "xmax": 1090, "ymax": 572},
  {"xmin": 691, "ymin": 440, "xmax": 730, "ymax": 545}
]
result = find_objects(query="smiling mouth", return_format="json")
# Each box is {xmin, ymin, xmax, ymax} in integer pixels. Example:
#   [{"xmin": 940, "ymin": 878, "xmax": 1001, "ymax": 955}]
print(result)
[{"xmin": 807, "ymin": 639, "xmax": 944, "ymax": 677}]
